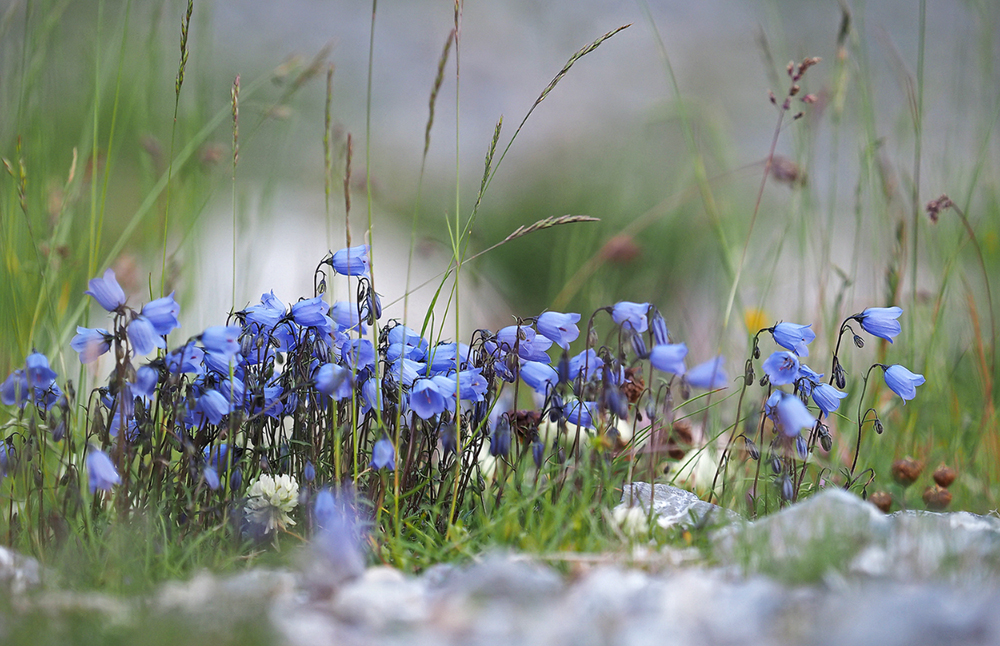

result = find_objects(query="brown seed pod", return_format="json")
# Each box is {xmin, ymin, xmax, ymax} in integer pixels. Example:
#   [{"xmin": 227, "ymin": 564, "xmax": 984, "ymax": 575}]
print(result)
[
  {"xmin": 869, "ymin": 491, "xmax": 893, "ymax": 514},
  {"xmin": 890, "ymin": 457, "xmax": 923, "ymax": 487},
  {"xmin": 922, "ymin": 485, "xmax": 952, "ymax": 511},
  {"xmin": 932, "ymin": 464, "xmax": 957, "ymax": 488}
]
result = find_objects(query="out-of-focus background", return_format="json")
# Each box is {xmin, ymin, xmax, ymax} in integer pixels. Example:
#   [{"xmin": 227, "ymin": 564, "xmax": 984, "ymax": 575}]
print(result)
[{"xmin": 2, "ymin": 0, "xmax": 998, "ymax": 380}]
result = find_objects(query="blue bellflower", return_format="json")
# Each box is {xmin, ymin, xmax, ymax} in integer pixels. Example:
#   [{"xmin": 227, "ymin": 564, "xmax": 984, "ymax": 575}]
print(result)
[
  {"xmin": 762, "ymin": 351, "xmax": 800, "ymax": 386},
  {"xmin": 775, "ymin": 393, "xmax": 815, "ymax": 437},
  {"xmin": 811, "ymin": 383, "xmax": 848, "ymax": 416},
  {"xmin": 685, "ymin": 356, "xmax": 727, "ymax": 390},
  {"xmin": 85, "ymin": 269, "xmax": 127, "ymax": 312},
  {"xmin": 330, "ymin": 244, "xmax": 371, "ymax": 277},
  {"xmin": 771, "ymin": 322, "xmax": 816, "ymax": 357},
  {"xmin": 87, "ymin": 448, "xmax": 122, "ymax": 493},
  {"xmin": 649, "ymin": 343, "xmax": 688, "ymax": 375},
  {"xmin": 611, "ymin": 301, "xmax": 650, "ymax": 334},
  {"xmin": 857, "ymin": 307, "xmax": 903, "ymax": 343},
  {"xmin": 370, "ymin": 437, "xmax": 395, "ymax": 470},
  {"xmin": 71, "ymin": 327, "xmax": 113, "ymax": 364},
  {"xmin": 535, "ymin": 311, "xmax": 581, "ymax": 350},
  {"xmin": 882, "ymin": 364, "xmax": 925, "ymax": 403}
]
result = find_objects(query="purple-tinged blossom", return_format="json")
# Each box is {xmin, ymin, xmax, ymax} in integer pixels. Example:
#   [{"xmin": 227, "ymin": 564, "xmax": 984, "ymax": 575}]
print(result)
[
  {"xmin": 762, "ymin": 351, "xmax": 800, "ymax": 386},
  {"xmin": 201, "ymin": 325, "xmax": 242, "ymax": 359},
  {"xmin": 330, "ymin": 301, "xmax": 364, "ymax": 333},
  {"xmin": 520, "ymin": 360, "xmax": 559, "ymax": 394},
  {"xmin": 292, "ymin": 297, "xmax": 333, "ymax": 334},
  {"xmin": 87, "ymin": 448, "xmax": 121, "ymax": 493},
  {"xmin": 127, "ymin": 316, "xmax": 164, "ymax": 356},
  {"xmin": 565, "ymin": 400, "xmax": 596, "ymax": 429},
  {"xmin": 535, "ymin": 311, "xmax": 581, "ymax": 350},
  {"xmin": 796, "ymin": 364, "xmax": 823, "ymax": 397},
  {"xmin": 1, "ymin": 370, "xmax": 28, "ymax": 407},
  {"xmin": 141, "ymin": 293, "xmax": 181, "ymax": 336},
  {"xmin": 771, "ymin": 322, "xmax": 816, "ymax": 357},
  {"xmin": 568, "ymin": 349, "xmax": 603, "ymax": 382},
  {"xmin": 427, "ymin": 343, "xmax": 470, "ymax": 373},
  {"xmin": 649, "ymin": 343, "xmax": 688, "ymax": 375},
  {"xmin": 775, "ymin": 393, "xmax": 816, "ymax": 437},
  {"xmin": 611, "ymin": 301, "xmax": 649, "ymax": 334},
  {"xmin": 882, "ymin": 364, "xmax": 925, "ymax": 403},
  {"xmin": 166, "ymin": 343, "xmax": 205, "ymax": 374},
  {"xmin": 204, "ymin": 466, "xmax": 221, "ymax": 490},
  {"xmin": 85, "ymin": 269, "xmax": 127, "ymax": 312},
  {"xmin": 315, "ymin": 363, "xmax": 353, "ymax": 400},
  {"xmin": 455, "ymin": 368, "xmax": 488, "ymax": 402},
  {"xmin": 341, "ymin": 339, "xmax": 376, "ymax": 371},
  {"xmin": 196, "ymin": 389, "xmax": 230, "ymax": 425},
  {"xmin": 409, "ymin": 379, "xmax": 447, "ymax": 420},
  {"xmin": 330, "ymin": 244, "xmax": 371, "ymax": 277},
  {"xmin": 685, "ymin": 356, "xmax": 727, "ymax": 390},
  {"xmin": 811, "ymin": 383, "xmax": 848, "ymax": 416},
  {"xmin": 489, "ymin": 417, "xmax": 511, "ymax": 457},
  {"xmin": 71, "ymin": 327, "xmax": 113, "ymax": 364},
  {"xmin": 370, "ymin": 437, "xmax": 395, "ymax": 470},
  {"xmin": 857, "ymin": 307, "xmax": 903, "ymax": 343},
  {"xmin": 134, "ymin": 365, "xmax": 159, "ymax": 399},
  {"xmin": 650, "ymin": 308, "xmax": 670, "ymax": 345},
  {"xmin": 24, "ymin": 352, "xmax": 57, "ymax": 389}
]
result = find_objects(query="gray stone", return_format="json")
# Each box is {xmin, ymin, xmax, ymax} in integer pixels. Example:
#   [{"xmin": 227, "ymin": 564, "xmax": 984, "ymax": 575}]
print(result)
[
  {"xmin": 0, "ymin": 545, "xmax": 41, "ymax": 593},
  {"xmin": 615, "ymin": 482, "xmax": 740, "ymax": 532}
]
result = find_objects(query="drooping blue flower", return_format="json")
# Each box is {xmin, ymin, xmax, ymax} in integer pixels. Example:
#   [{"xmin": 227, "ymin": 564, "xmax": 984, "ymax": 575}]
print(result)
[
  {"xmin": 71, "ymin": 327, "xmax": 113, "ymax": 364},
  {"xmin": 24, "ymin": 352, "xmax": 57, "ymax": 389},
  {"xmin": 811, "ymin": 383, "xmax": 848, "ymax": 416},
  {"xmin": 388, "ymin": 358, "xmax": 425, "ymax": 387},
  {"xmin": 857, "ymin": 306, "xmax": 903, "ymax": 343},
  {"xmin": 427, "ymin": 342, "xmax": 470, "ymax": 373},
  {"xmin": 771, "ymin": 322, "xmax": 816, "ymax": 357},
  {"xmin": 489, "ymin": 416, "xmax": 511, "ymax": 457},
  {"xmin": 87, "ymin": 448, "xmax": 121, "ymax": 493},
  {"xmin": 763, "ymin": 391, "xmax": 781, "ymax": 424},
  {"xmin": 775, "ymin": 393, "xmax": 815, "ymax": 437},
  {"xmin": 455, "ymin": 367, "xmax": 488, "ymax": 402},
  {"xmin": 685, "ymin": 356, "xmax": 727, "ymax": 390},
  {"xmin": 243, "ymin": 291, "xmax": 287, "ymax": 328},
  {"xmin": 314, "ymin": 363, "xmax": 353, "ymax": 400},
  {"xmin": 329, "ymin": 244, "xmax": 371, "ymax": 277},
  {"xmin": 370, "ymin": 437, "xmax": 395, "ymax": 470},
  {"xmin": 330, "ymin": 301, "xmax": 364, "ymax": 333},
  {"xmin": 882, "ymin": 364, "xmax": 925, "ymax": 403},
  {"xmin": 311, "ymin": 486, "xmax": 365, "ymax": 583},
  {"xmin": 165, "ymin": 343, "xmax": 205, "ymax": 374},
  {"xmin": 196, "ymin": 389, "xmax": 230, "ymax": 425},
  {"xmin": 611, "ymin": 301, "xmax": 649, "ymax": 334},
  {"xmin": 304, "ymin": 461, "xmax": 316, "ymax": 482},
  {"xmin": 85, "ymin": 268, "xmax": 127, "ymax": 312},
  {"xmin": 649, "ymin": 308, "xmax": 670, "ymax": 345},
  {"xmin": 564, "ymin": 400, "xmax": 596, "ymax": 429},
  {"xmin": 292, "ymin": 297, "xmax": 333, "ymax": 334},
  {"xmin": 649, "ymin": 343, "xmax": 688, "ymax": 375},
  {"xmin": 201, "ymin": 325, "xmax": 242, "ymax": 359},
  {"xmin": 430, "ymin": 375, "xmax": 459, "ymax": 413},
  {"xmin": 762, "ymin": 351, "xmax": 800, "ymax": 386},
  {"xmin": 409, "ymin": 378, "xmax": 448, "ymax": 420},
  {"xmin": 133, "ymin": 365, "xmax": 159, "ymax": 399},
  {"xmin": 141, "ymin": 293, "xmax": 181, "ymax": 336},
  {"xmin": 520, "ymin": 360, "xmax": 558, "ymax": 394},
  {"xmin": 568, "ymin": 349, "xmax": 603, "ymax": 382},
  {"xmin": 496, "ymin": 325, "xmax": 552, "ymax": 362},
  {"xmin": 127, "ymin": 316, "xmax": 164, "ymax": 356},
  {"xmin": 341, "ymin": 338, "xmax": 376, "ymax": 371},
  {"xmin": 0, "ymin": 370, "xmax": 28, "ymax": 407},
  {"xmin": 532, "ymin": 439, "xmax": 544, "ymax": 468},
  {"xmin": 535, "ymin": 311, "xmax": 581, "ymax": 350},
  {"xmin": 204, "ymin": 465, "xmax": 221, "ymax": 490}
]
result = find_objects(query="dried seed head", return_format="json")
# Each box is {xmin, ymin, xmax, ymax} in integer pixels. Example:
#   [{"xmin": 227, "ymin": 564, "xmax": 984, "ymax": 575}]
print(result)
[
  {"xmin": 869, "ymin": 491, "xmax": 892, "ymax": 513},
  {"xmin": 932, "ymin": 464, "xmax": 957, "ymax": 488},
  {"xmin": 890, "ymin": 456, "xmax": 923, "ymax": 487},
  {"xmin": 922, "ymin": 485, "xmax": 952, "ymax": 511}
]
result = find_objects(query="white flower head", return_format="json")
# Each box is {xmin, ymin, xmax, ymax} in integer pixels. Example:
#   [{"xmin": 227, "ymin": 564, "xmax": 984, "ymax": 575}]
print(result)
[{"xmin": 246, "ymin": 473, "xmax": 299, "ymax": 532}]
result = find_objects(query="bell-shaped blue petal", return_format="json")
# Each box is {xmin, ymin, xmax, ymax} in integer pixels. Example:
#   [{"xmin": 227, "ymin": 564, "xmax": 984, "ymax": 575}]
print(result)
[
  {"xmin": 128, "ymin": 316, "xmax": 165, "ymax": 356},
  {"xmin": 370, "ymin": 437, "xmax": 395, "ymax": 470},
  {"xmin": 535, "ymin": 311, "xmax": 581, "ymax": 350},
  {"xmin": 762, "ymin": 351, "xmax": 799, "ymax": 386},
  {"xmin": 71, "ymin": 327, "xmax": 113, "ymax": 364},
  {"xmin": 858, "ymin": 307, "xmax": 903, "ymax": 343},
  {"xmin": 685, "ymin": 356, "xmax": 727, "ymax": 390},
  {"xmin": 611, "ymin": 301, "xmax": 650, "ymax": 334},
  {"xmin": 85, "ymin": 269, "xmax": 127, "ymax": 312},
  {"xmin": 409, "ymin": 378, "xmax": 446, "ymax": 420},
  {"xmin": 141, "ymin": 293, "xmax": 181, "ymax": 336},
  {"xmin": 771, "ymin": 322, "xmax": 816, "ymax": 357},
  {"xmin": 776, "ymin": 393, "xmax": 815, "ymax": 437},
  {"xmin": 520, "ymin": 360, "xmax": 558, "ymax": 394},
  {"xmin": 201, "ymin": 325, "xmax": 242, "ymax": 359},
  {"xmin": 882, "ymin": 364, "xmax": 925, "ymax": 403},
  {"xmin": 87, "ymin": 448, "xmax": 121, "ymax": 493},
  {"xmin": 330, "ymin": 244, "xmax": 371, "ymax": 277},
  {"xmin": 649, "ymin": 343, "xmax": 688, "ymax": 375},
  {"xmin": 811, "ymin": 383, "xmax": 848, "ymax": 416}
]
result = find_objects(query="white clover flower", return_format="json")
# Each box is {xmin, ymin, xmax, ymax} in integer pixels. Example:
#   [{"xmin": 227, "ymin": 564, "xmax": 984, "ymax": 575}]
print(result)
[
  {"xmin": 613, "ymin": 505, "xmax": 649, "ymax": 537},
  {"xmin": 246, "ymin": 473, "xmax": 299, "ymax": 532}
]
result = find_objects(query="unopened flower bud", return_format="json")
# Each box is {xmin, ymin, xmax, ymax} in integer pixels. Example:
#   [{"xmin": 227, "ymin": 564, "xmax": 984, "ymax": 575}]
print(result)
[
  {"xmin": 922, "ymin": 485, "xmax": 952, "ymax": 511},
  {"xmin": 743, "ymin": 436, "xmax": 759, "ymax": 460},
  {"xmin": 891, "ymin": 456, "xmax": 922, "ymax": 487},
  {"xmin": 853, "ymin": 334, "xmax": 865, "ymax": 348},
  {"xmin": 869, "ymin": 491, "xmax": 892, "ymax": 513},
  {"xmin": 932, "ymin": 464, "xmax": 956, "ymax": 488}
]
